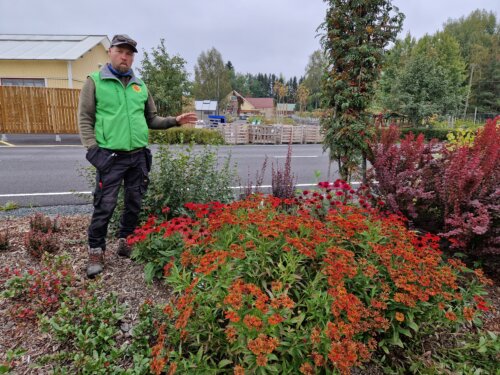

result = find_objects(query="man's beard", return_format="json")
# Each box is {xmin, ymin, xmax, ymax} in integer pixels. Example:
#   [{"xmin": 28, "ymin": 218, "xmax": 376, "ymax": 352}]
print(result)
[{"xmin": 115, "ymin": 65, "xmax": 130, "ymax": 74}]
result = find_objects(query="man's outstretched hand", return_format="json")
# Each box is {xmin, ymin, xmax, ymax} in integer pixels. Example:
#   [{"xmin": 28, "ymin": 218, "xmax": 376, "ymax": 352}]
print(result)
[{"xmin": 176, "ymin": 112, "xmax": 198, "ymax": 126}]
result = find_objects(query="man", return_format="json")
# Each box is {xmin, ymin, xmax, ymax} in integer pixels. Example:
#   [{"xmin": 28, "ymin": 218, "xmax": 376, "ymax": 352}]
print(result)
[{"xmin": 78, "ymin": 34, "xmax": 196, "ymax": 278}]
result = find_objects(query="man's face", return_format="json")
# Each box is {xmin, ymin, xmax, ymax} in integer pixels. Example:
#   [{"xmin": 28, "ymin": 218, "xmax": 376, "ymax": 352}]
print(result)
[{"xmin": 108, "ymin": 45, "xmax": 135, "ymax": 73}]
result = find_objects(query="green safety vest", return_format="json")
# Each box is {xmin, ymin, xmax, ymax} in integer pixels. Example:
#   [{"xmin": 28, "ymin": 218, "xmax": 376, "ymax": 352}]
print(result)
[{"xmin": 90, "ymin": 71, "xmax": 149, "ymax": 151}]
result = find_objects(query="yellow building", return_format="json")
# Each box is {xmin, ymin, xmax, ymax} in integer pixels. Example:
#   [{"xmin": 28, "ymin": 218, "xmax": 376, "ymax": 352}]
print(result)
[
  {"xmin": 0, "ymin": 34, "xmax": 110, "ymax": 89},
  {"xmin": 225, "ymin": 90, "xmax": 275, "ymax": 118}
]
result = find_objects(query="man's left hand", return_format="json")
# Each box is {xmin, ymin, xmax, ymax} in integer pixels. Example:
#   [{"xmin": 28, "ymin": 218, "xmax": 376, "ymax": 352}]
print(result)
[{"xmin": 176, "ymin": 112, "xmax": 197, "ymax": 126}]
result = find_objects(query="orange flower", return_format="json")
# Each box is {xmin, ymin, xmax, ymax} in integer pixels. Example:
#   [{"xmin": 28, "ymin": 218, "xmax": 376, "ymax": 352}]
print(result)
[
  {"xmin": 225, "ymin": 326, "xmax": 237, "ymax": 343},
  {"xmin": 474, "ymin": 269, "xmax": 493, "ymax": 286},
  {"xmin": 463, "ymin": 306, "xmax": 475, "ymax": 321},
  {"xmin": 395, "ymin": 312, "xmax": 405, "ymax": 322},
  {"xmin": 234, "ymin": 365, "xmax": 245, "ymax": 375},
  {"xmin": 163, "ymin": 304, "xmax": 174, "ymax": 317},
  {"xmin": 271, "ymin": 280, "xmax": 283, "ymax": 291},
  {"xmin": 256, "ymin": 354, "xmax": 268, "ymax": 367},
  {"xmin": 225, "ymin": 310, "xmax": 240, "ymax": 323},
  {"xmin": 243, "ymin": 315, "xmax": 263, "ymax": 330},
  {"xmin": 312, "ymin": 352, "xmax": 325, "ymax": 366},
  {"xmin": 444, "ymin": 311, "xmax": 457, "ymax": 321},
  {"xmin": 247, "ymin": 334, "xmax": 279, "ymax": 355},
  {"xmin": 310, "ymin": 326, "xmax": 321, "ymax": 344},
  {"xmin": 299, "ymin": 362, "xmax": 314, "ymax": 375},
  {"xmin": 268, "ymin": 313, "xmax": 284, "ymax": 325},
  {"xmin": 167, "ymin": 362, "xmax": 177, "ymax": 375}
]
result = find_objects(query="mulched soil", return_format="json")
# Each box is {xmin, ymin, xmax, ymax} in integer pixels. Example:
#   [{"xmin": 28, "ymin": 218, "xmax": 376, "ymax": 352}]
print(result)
[
  {"xmin": 0, "ymin": 214, "xmax": 498, "ymax": 373},
  {"xmin": 0, "ymin": 215, "xmax": 170, "ymax": 374}
]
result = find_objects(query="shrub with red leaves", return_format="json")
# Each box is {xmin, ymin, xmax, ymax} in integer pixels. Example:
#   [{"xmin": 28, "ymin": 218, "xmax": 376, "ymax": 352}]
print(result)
[
  {"xmin": 24, "ymin": 229, "xmax": 59, "ymax": 258},
  {"xmin": 369, "ymin": 116, "xmax": 499, "ymax": 255},
  {"xmin": 437, "ymin": 117, "xmax": 499, "ymax": 254}
]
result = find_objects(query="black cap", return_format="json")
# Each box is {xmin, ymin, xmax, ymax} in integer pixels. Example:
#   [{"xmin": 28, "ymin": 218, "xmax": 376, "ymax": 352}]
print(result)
[{"xmin": 110, "ymin": 34, "xmax": 138, "ymax": 53}]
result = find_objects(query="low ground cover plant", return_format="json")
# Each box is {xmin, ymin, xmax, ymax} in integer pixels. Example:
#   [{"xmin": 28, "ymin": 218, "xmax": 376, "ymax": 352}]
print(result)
[{"xmin": 128, "ymin": 182, "xmax": 494, "ymax": 374}]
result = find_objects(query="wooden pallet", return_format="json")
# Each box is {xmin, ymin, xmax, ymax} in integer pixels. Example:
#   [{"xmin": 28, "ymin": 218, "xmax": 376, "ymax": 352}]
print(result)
[
  {"xmin": 218, "ymin": 124, "xmax": 249, "ymax": 144},
  {"xmin": 303, "ymin": 125, "xmax": 322, "ymax": 143},
  {"xmin": 279, "ymin": 125, "xmax": 304, "ymax": 144},
  {"xmin": 249, "ymin": 125, "xmax": 278, "ymax": 144}
]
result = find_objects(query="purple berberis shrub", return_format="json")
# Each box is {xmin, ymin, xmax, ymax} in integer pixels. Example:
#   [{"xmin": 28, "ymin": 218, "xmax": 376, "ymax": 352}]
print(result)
[
  {"xmin": 436, "ymin": 117, "xmax": 499, "ymax": 254},
  {"xmin": 368, "ymin": 125, "xmax": 438, "ymax": 221}
]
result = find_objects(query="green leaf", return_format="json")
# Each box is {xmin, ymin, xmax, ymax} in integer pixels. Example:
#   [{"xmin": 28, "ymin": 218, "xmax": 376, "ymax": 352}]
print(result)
[
  {"xmin": 218, "ymin": 359, "xmax": 232, "ymax": 368},
  {"xmin": 398, "ymin": 327, "xmax": 412, "ymax": 338},
  {"xmin": 144, "ymin": 262, "xmax": 157, "ymax": 284},
  {"xmin": 289, "ymin": 313, "xmax": 305, "ymax": 327},
  {"xmin": 407, "ymin": 320, "xmax": 419, "ymax": 332},
  {"xmin": 390, "ymin": 330, "xmax": 404, "ymax": 348}
]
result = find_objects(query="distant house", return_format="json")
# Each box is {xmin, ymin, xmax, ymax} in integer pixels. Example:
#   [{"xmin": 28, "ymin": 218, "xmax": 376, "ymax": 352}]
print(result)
[
  {"xmin": 277, "ymin": 103, "xmax": 296, "ymax": 116},
  {"xmin": 195, "ymin": 100, "xmax": 218, "ymax": 122},
  {"xmin": 0, "ymin": 34, "xmax": 110, "ymax": 89},
  {"xmin": 225, "ymin": 90, "xmax": 275, "ymax": 118}
]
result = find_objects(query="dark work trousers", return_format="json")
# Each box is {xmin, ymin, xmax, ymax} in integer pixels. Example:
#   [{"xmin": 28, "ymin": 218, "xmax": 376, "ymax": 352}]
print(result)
[{"xmin": 88, "ymin": 149, "xmax": 150, "ymax": 250}]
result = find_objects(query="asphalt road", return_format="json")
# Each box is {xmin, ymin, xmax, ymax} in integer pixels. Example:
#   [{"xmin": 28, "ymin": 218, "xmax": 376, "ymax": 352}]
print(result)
[{"xmin": 0, "ymin": 134, "xmax": 339, "ymax": 207}]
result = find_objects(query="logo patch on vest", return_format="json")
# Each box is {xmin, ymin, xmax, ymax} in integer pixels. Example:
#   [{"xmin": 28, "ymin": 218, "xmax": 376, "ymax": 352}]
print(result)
[{"xmin": 132, "ymin": 84, "xmax": 141, "ymax": 93}]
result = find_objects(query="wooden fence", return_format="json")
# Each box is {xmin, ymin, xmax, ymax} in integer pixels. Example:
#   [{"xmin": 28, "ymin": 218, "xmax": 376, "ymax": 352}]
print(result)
[{"xmin": 0, "ymin": 86, "xmax": 80, "ymax": 134}]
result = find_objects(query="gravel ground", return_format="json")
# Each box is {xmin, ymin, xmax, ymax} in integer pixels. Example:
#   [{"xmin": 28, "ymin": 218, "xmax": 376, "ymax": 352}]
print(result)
[{"xmin": 0, "ymin": 204, "xmax": 93, "ymax": 218}]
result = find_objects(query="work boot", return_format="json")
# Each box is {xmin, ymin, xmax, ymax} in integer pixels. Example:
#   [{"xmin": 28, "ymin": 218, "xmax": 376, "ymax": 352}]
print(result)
[
  {"xmin": 117, "ymin": 238, "xmax": 132, "ymax": 258},
  {"xmin": 86, "ymin": 247, "xmax": 104, "ymax": 278}
]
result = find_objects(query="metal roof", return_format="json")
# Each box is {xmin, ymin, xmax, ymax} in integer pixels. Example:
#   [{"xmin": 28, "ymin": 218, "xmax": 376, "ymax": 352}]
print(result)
[
  {"xmin": 245, "ymin": 97, "xmax": 274, "ymax": 109},
  {"xmin": 195, "ymin": 100, "xmax": 218, "ymax": 111},
  {"xmin": 277, "ymin": 103, "xmax": 296, "ymax": 111},
  {"xmin": 0, "ymin": 34, "xmax": 110, "ymax": 60}
]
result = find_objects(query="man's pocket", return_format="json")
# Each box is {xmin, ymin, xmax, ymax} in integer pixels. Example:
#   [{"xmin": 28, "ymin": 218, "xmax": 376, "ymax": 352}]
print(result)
[{"xmin": 86, "ymin": 147, "xmax": 117, "ymax": 173}]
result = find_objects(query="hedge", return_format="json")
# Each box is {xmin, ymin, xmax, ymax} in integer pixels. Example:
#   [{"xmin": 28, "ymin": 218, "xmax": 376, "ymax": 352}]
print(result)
[{"xmin": 149, "ymin": 128, "xmax": 224, "ymax": 145}]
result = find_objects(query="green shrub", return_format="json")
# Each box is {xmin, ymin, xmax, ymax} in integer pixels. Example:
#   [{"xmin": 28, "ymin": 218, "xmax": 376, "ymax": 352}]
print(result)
[
  {"xmin": 150, "ymin": 128, "xmax": 224, "ymax": 145},
  {"xmin": 129, "ymin": 184, "xmax": 493, "ymax": 374},
  {"xmin": 400, "ymin": 127, "xmax": 450, "ymax": 141},
  {"xmin": 431, "ymin": 119, "xmax": 480, "ymax": 129},
  {"xmin": 141, "ymin": 143, "xmax": 237, "ymax": 219}
]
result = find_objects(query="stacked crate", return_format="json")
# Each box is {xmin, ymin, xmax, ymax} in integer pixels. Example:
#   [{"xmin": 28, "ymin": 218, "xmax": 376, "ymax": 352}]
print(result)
[
  {"xmin": 279, "ymin": 125, "xmax": 304, "ymax": 144},
  {"xmin": 249, "ymin": 125, "xmax": 277, "ymax": 144},
  {"xmin": 218, "ymin": 124, "xmax": 249, "ymax": 144},
  {"xmin": 303, "ymin": 125, "xmax": 322, "ymax": 143}
]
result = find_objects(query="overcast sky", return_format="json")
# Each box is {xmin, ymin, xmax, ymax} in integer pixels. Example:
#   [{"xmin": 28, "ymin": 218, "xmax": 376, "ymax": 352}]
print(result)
[{"xmin": 0, "ymin": 0, "xmax": 498, "ymax": 79}]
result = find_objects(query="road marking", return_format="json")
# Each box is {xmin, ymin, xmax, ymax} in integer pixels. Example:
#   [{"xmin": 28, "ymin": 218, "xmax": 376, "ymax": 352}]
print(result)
[
  {"xmin": 0, "ymin": 182, "xmax": 362, "ymax": 198},
  {"xmin": 0, "ymin": 191, "xmax": 92, "ymax": 197},
  {"xmin": 0, "ymin": 145, "xmax": 82, "ymax": 148},
  {"xmin": 0, "ymin": 141, "xmax": 15, "ymax": 147},
  {"xmin": 274, "ymin": 155, "xmax": 318, "ymax": 158}
]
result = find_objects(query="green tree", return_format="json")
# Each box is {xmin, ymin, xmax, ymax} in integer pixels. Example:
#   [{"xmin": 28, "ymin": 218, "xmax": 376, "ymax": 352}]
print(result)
[
  {"xmin": 297, "ymin": 83, "xmax": 310, "ymax": 113},
  {"xmin": 320, "ymin": 0, "xmax": 404, "ymax": 181},
  {"xmin": 380, "ymin": 33, "xmax": 466, "ymax": 124},
  {"xmin": 303, "ymin": 50, "xmax": 327, "ymax": 109},
  {"xmin": 443, "ymin": 9, "xmax": 499, "ymax": 115},
  {"xmin": 375, "ymin": 33, "xmax": 415, "ymax": 112},
  {"xmin": 193, "ymin": 48, "xmax": 232, "ymax": 107},
  {"xmin": 395, "ymin": 54, "xmax": 452, "ymax": 124},
  {"xmin": 139, "ymin": 39, "xmax": 191, "ymax": 116}
]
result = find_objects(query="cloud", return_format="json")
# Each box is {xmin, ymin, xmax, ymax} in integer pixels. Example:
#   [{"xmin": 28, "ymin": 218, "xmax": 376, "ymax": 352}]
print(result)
[{"xmin": 1, "ymin": 0, "xmax": 498, "ymax": 79}]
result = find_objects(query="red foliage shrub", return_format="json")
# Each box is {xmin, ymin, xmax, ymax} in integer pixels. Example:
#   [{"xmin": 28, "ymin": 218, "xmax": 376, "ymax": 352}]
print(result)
[
  {"xmin": 368, "ymin": 126, "xmax": 439, "ymax": 221},
  {"xmin": 24, "ymin": 229, "xmax": 59, "ymax": 258},
  {"xmin": 437, "ymin": 117, "xmax": 499, "ymax": 254},
  {"xmin": 369, "ymin": 116, "xmax": 499, "ymax": 255}
]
